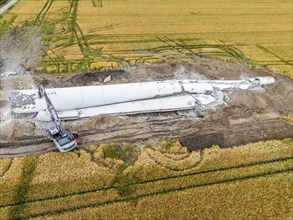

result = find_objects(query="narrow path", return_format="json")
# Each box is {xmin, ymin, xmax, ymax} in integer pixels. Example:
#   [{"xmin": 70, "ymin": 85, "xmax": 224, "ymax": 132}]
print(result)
[{"xmin": 0, "ymin": 0, "xmax": 18, "ymax": 15}]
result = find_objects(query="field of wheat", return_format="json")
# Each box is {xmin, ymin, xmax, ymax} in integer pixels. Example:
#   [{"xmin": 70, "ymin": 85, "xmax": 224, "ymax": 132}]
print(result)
[
  {"xmin": 0, "ymin": 0, "xmax": 292, "ymax": 76},
  {"xmin": 0, "ymin": 1, "xmax": 292, "ymax": 219},
  {"xmin": 0, "ymin": 139, "xmax": 292, "ymax": 219}
]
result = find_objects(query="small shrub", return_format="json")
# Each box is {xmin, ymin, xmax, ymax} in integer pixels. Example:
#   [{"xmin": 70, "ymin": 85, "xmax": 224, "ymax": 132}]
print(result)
[
  {"xmin": 103, "ymin": 143, "xmax": 137, "ymax": 163},
  {"xmin": 160, "ymin": 136, "xmax": 177, "ymax": 150}
]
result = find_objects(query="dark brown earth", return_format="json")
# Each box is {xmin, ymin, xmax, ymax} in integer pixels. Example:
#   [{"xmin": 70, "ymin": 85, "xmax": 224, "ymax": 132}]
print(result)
[
  {"xmin": 180, "ymin": 119, "xmax": 293, "ymax": 151},
  {"xmin": 0, "ymin": 59, "xmax": 292, "ymax": 158}
]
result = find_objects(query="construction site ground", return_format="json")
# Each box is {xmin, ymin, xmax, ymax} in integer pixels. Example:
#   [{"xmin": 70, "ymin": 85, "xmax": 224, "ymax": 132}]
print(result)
[{"xmin": 0, "ymin": 59, "xmax": 292, "ymax": 158}]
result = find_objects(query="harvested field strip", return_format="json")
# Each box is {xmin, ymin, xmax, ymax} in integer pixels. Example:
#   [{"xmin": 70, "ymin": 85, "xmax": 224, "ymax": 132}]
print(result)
[
  {"xmin": 4, "ymin": 167, "xmax": 293, "ymax": 219},
  {"xmin": 1, "ymin": 156, "xmax": 292, "ymax": 208},
  {"xmin": 30, "ymin": 172, "xmax": 293, "ymax": 220}
]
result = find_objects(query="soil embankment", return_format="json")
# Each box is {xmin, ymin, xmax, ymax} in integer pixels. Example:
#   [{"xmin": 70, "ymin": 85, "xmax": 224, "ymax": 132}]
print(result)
[
  {"xmin": 180, "ymin": 119, "xmax": 292, "ymax": 151},
  {"xmin": 0, "ymin": 59, "xmax": 292, "ymax": 158}
]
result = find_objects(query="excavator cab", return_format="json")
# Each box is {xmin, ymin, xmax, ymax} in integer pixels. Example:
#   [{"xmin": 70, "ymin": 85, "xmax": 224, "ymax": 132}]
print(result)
[
  {"xmin": 48, "ymin": 125, "xmax": 60, "ymax": 138},
  {"xmin": 51, "ymin": 129, "xmax": 77, "ymax": 152}
]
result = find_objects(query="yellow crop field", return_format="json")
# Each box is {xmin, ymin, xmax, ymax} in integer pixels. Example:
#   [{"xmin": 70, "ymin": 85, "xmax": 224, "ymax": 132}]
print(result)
[
  {"xmin": 0, "ymin": 1, "xmax": 292, "ymax": 219},
  {"xmin": 0, "ymin": 158, "xmax": 12, "ymax": 176},
  {"xmin": 33, "ymin": 172, "xmax": 293, "ymax": 220},
  {"xmin": 0, "ymin": 157, "xmax": 26, "ymax": 205},
  {"xmin": 0, "ymin": 139, "xmax": 292, "ymax": 219},
  {"xmin": 0, "ymin": 0, "xmax": 292, "ymax": 77}
]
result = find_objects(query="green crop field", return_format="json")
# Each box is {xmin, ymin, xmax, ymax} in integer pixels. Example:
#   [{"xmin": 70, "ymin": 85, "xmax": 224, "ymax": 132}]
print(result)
[
  {"xmin": 0, "ymin": 139, "xmax": 292, "ymax": 219},
  {"xmin": 0, "ymin": 0, "xmax": 292, "ymax": 77}
]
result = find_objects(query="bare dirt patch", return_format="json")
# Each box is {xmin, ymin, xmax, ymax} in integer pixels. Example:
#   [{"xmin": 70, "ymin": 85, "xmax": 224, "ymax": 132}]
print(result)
[
  {"xmin": 0, "ymin": 27, "xmax": 42, "ymax": 73},
  {"xmin": 0, "ymin": 59, "xmax": 292, "ymax": 158}
]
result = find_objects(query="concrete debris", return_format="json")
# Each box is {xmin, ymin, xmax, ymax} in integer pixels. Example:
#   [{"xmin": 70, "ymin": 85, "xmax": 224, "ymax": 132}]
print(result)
[
  {"xmin": 8, "ymin": 91, "xmax": 36, "ymax": 109},
  {"xmin": 103, "ymin": 75, "xmax": 111, "ymax": 83}
]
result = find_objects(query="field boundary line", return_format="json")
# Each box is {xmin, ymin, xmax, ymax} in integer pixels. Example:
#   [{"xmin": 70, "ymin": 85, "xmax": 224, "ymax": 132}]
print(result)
[
  {"xmin": 27, "ymin": 168, "xmax": 293, "ymax": 219},
  {"xmin": 1, "ymin": 156, "xmax": 292, "ymax": 208}
]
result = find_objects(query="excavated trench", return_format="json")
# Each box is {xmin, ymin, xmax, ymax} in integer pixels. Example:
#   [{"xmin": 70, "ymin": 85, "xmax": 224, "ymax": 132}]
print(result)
[{"xmin": 0, "ymin": 60, "xmax": 293, "ymax": 158}]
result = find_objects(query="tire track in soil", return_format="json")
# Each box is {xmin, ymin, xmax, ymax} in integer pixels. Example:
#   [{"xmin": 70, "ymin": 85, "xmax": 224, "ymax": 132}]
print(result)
[
  {"xmin": 0, "ymin": 118, "xmax": 292, "ymax": 158},
  {"xmin": 0, "ymin": 158, "xmax": 13, "ymax": 177}
]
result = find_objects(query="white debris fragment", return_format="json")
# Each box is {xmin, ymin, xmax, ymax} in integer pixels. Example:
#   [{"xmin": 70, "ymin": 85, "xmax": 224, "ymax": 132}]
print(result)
[
  {"xmin": 0, "ymin": 71, "xmax": 17, "ymax": 77},
  {"xmin": 103, "ymin": 75, "xmax": 111, "ymax": 83}
]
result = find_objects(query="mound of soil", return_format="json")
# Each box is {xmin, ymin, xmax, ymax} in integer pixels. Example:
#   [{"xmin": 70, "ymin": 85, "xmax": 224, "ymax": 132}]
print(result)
[
  {"xmin": 180, "ymin": 119, "xmax": 293, "ymax": 150},
  {"xmin": 0, "ymin": 59, "xmax": 292, "ymax": 157}
]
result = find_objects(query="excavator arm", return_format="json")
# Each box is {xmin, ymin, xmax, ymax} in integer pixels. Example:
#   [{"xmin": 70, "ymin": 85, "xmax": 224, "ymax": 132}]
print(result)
[
  {"xmin": 38, "ymin": 84, "xmax": 62, "ymax": 132},
  {"xmin": 38, "ymin": 84, "xmax": 77, "ymax": 152}
]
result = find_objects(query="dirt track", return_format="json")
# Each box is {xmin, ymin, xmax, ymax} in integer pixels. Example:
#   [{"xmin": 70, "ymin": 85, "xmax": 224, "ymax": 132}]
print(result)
[{"xmin": 0, "ymin": 60, "xmax": 292, "ymax": 158}]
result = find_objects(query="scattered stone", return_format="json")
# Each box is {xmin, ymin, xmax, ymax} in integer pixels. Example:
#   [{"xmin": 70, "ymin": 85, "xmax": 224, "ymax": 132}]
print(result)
[{"xmin": 103, "ymin": 75, "xmax": 111, "ymax": 83}]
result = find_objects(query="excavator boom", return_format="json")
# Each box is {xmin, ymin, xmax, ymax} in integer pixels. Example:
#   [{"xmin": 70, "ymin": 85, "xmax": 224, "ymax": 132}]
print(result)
[{"xmin": 38, "ymin": 84, "xmax": 77, "ymax": 152}]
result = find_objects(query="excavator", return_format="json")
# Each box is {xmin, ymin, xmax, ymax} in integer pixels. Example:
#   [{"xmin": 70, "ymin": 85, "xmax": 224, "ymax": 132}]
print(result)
[{"xmin": 38, "ymin": 84, "xmax": 77, "ymax": 152}]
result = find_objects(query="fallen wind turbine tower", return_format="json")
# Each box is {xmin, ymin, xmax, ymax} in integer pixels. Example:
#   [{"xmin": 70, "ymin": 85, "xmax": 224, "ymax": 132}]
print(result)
[{"xmin": 9, "ymin": 77, "xmax": 275, "ymax": 121}]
